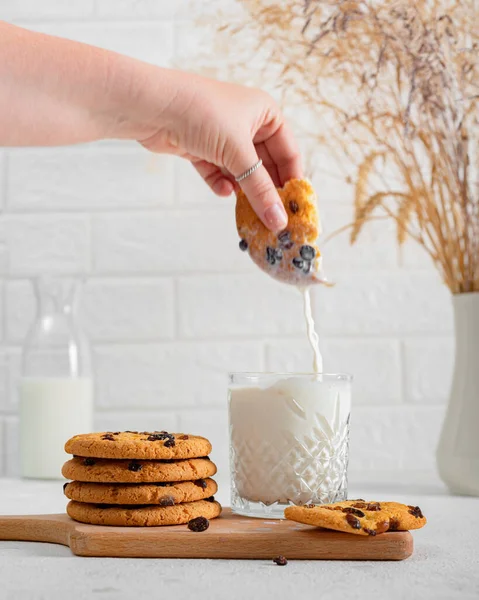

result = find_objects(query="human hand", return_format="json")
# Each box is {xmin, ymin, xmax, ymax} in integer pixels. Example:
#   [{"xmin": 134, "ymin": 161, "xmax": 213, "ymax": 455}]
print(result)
[{"xmin": 139, "ymin": 73, "xmax": 303, "ymax": 232}]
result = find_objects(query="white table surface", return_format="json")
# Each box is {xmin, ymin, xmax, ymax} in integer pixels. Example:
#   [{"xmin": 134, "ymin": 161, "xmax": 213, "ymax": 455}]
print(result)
[{"xmin": 0, "ymin": 478, "xmax": 478, "ymax": 600}]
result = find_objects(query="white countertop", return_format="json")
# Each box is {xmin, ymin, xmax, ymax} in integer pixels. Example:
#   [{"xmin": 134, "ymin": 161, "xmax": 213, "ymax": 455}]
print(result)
[{"xmin": 0, "ymin": 479, "xmax": 478, "ymax": 600}]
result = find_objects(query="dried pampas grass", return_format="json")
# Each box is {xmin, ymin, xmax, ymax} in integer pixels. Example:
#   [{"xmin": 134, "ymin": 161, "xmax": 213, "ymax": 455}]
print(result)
[{"xmin": 214, "ymin": 0, "xmax": 479, "ymax": 294}]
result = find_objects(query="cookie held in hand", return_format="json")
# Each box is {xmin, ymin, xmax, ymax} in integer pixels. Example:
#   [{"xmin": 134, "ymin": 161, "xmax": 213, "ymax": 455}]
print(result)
[
  {"xmin": 236, "ymin": 179, "xmax": 325, "ymax": 285},
  {"xmin": 284, "ymin": 500, "xmax": 426, "ymax": 536}
]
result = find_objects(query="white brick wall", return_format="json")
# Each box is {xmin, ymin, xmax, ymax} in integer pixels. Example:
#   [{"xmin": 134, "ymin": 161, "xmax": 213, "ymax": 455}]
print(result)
[{"xmin": 0, "ymin": 1, "xmax": 452, "ymax": 488}]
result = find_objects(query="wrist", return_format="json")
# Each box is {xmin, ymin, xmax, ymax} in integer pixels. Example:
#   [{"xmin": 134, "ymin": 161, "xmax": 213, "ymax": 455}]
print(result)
[{"xmin": 100, "ymin": 56, "xmax": 194, "ymax": 143}]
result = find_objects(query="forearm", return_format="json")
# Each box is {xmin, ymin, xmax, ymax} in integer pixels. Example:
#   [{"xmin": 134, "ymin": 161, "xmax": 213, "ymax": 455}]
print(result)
[{"xmin": 0, "ymin": 21, "xmax": 184, "ymax": 146}]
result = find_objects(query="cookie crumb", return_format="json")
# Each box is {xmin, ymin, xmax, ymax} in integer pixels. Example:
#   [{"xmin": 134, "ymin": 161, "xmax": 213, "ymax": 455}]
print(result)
[
  {"xmin": 188, "ymin": 516, "xmax": 210, "ymax": 532},
  {"xmin": 273, "ymin": 556, "xmax": 288, "ymax": 566}
]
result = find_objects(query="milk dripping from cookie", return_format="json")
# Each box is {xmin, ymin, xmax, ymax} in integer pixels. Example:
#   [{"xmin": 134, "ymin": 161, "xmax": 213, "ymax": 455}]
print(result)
[{"xmin": 19, "ymin": 277, "xmax": 93, "ymax": 479}]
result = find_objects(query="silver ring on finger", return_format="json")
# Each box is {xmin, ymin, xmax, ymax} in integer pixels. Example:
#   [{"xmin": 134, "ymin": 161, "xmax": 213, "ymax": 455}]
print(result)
[{"xmin": 235, "ymin": 159, "xmax": 263, "ymax": 182}]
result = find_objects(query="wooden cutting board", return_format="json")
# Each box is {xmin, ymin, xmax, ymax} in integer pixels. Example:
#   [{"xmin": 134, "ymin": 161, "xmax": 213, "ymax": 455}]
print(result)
[{"xmin": 0, "ymin": 508, "xmax": 413, "ymax": 560}]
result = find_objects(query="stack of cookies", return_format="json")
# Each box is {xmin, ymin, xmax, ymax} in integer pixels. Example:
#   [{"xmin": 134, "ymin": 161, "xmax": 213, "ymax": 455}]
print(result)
[{"xmin": 62, "ymin": 431, "xmax": 222, "ymax": 527}]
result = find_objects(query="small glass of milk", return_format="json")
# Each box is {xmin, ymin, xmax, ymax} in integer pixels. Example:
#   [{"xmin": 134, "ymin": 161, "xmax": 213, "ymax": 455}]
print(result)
[
  {"xmin": 19, "ymin": 277, "xmax": 93, "ymax": 480},
  {"xmin": 229, "ymin": 372, "xmax": 352, "ymax": 519}
]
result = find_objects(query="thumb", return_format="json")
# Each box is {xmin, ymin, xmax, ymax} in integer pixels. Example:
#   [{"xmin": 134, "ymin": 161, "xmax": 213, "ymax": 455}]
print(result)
[{"xmin": 229, "ymin": 146, "xmax": 288, "ymax": 233}]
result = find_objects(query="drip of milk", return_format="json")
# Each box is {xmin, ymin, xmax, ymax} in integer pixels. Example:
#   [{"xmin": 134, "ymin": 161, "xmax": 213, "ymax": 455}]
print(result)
[
  {"xmin": 19, "ymin": 377, "xmax": 93, "ymax": 479},
  {"xmin": 300, "ymin": 287, "xmax": 323, "ymax": 373}
]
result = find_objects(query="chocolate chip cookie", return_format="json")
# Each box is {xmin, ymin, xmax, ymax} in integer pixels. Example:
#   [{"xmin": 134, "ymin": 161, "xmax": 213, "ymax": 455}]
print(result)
[
  {"xmin": 67, "ymin": 498, "xmax": 222, "ymax": 527},
  {"xmin": 284, "ymin": 499, "xmax": 426, "ymax": 536},
  {"xmin": 65, "ymin": 431, "xmax": 211, "ymax": 460},
  {"xmin": 64, "ymin": 478, "xmax": 217, "ymax": 505},
  {"xmin": 62, "ymin": 456, "xmax": 216, "ymax": 483},
  {"xmin": 236, "ymin": 178, "xmax": 323, "ymax": 285}
]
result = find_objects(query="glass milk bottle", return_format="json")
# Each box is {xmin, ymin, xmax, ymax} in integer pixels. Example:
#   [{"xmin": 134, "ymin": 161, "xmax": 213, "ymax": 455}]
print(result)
[{"xmin": 19, "ymin": 277, "xmax": 93, "ymax": 479}]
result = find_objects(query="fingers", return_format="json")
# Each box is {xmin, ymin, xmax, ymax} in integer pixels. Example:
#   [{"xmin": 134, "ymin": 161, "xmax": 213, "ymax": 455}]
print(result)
[
  {"xmin": 262, "ymin": 121, "xmax": 303, "ymax": 186},
  {"xmin": 193, "ymin": 160, "xmax": 235, "ymax": 197},
  {"xmin": 228, "ymin": 144, "xmax": 288, "ymax": 232},
  {"xmin": 255, "ymin": 142, "xmax": 281, "ymax": 187}
]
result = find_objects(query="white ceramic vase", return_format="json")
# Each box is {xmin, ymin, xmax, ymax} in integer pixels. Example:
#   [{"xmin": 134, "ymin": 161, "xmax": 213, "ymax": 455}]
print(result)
[{"xmin": 437, "ymin": 292, "xmax": 479, "ymax": 496}]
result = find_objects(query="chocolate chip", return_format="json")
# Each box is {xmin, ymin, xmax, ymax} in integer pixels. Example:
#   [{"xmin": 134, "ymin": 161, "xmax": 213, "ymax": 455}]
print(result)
[
  {"xmin": 300, "ymin": 245, "xmax": 316, "ymax": 260},
  {"xmin": 112, "ymin": 432, "xmax": 121, "ymax": 435},
  {"xmin": 147, "ymin": 433, "xmax": 171, "ymax": 441},
  {"xmin": 389, "ymin": 517, "xmax": 400, "ymax": 531},
  {"xmin": 274, "ymin": 248, "xmax": 283, "ymax": 261},
  {"xmin": 194, "ymin": 479, "xmax": 207, "ymax": 489},
  {"xmin": 408, "ymin": 505, "xmax": 424, "ymax": 519},
  {"xmin": 302, "ymin": 260, "xmax": 312, "ymax": 274},
  {"xmin": 345, "ymin": 514, "xmax": 361, "ymax": 529},
  {"xmin": 305, "ymin": 503, "xmax": 316, "ymax": 508},
  {"xmin": 179, "ymin": 435, "xmax": 189, "ymax": 440},
  {"xmin": 164, "ymin": 437, "xmax": 176, "ymax": 448},
  {"xmin": 205, "ymin": 496, "xmax": 215, "ymax": 502},
  {"xmin": 289, "ymin": 201, "xmax": 299, "ymax": 214},
  {"xmin": 266, "ymin": 246, "xmax": 276, "ymax": 265},
  {"xmin": 125, "ymin": 430, "xmax": 138, "ymax": 434},
  {"xmin": 363, "ymin": 528, "xmax": 377, "ymax": 536},
  {"xmin": 342, "ymin": 507, "xmax": 365, "ymax": 518},
  {"xmin": 83, "ymin": 458, "xmax": 96, "ymax": 466},
  {"xmin": 101, "ymin": 434, "xmax": 115, "ymax": 441},
  {"xmin": 153, "ymin": 482, "xmax": 172, "ymax": 487},
  {"xmin": 128, "ymin": 461, "xmax": 142, "ymax": 472},
  {"xmin": 159, "ymin": 496, "xmax": 175, "ymax": 507},
  {"xmin": 273, "ymin": 555, "xmax": 288, "ymax": 566},
  {"xmin": 351, "ymin": 499, "xmax": 366, "ymax": 502},
  {"xmin": 239, "ymin": 239, "xmax": 248, "ymax": 252},
  {"xmin": 351, "ymin": 502, "xmax": 367, "ymax": 509},
  {"xmin": 292, "ymin": 257, "xmax": 304, "ymax": 269},
  {"xmin": 63, "ymin": 483, "xmax": 68, "ymax": 492},
  {"xmin": 278, "ymin": 230, "xmax": 294, "ymax": 250},
  {"xmin": 188, "ymin": 516, "xmax": 209, "ymax": 532},
  {"xmin": 366, "ymin": 502, "xmax": 381, "ymax": 511},
  {"xmin": 376, "ymin": 520, "xmax": 390, "ymax": 534}
]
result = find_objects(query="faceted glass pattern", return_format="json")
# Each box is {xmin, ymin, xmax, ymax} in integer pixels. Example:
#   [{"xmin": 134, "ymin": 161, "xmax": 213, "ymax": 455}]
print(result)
[{"xmin": 229, "ymin": 373, "xmax": 351, "ymax": 519}]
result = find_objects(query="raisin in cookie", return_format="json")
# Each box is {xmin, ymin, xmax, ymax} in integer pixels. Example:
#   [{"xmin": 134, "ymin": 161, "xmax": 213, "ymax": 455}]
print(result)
[
  {"xmin": 236, "ymin": 178, "xmax": 324, "ymax": 285},
  {"xmin": 64, "ymin": 478, "xmax": 218, "ymax": 506},
  {"xmin": 65, "ymin": 431, "xmax": 211, "ymax": 460},
  {"xmin": 62, "ymin": 457, "xmax": 217, "ymax": 484},
  {"xmin": 67, "ymin": 498, "xmax": 222, "ymax": 527}
]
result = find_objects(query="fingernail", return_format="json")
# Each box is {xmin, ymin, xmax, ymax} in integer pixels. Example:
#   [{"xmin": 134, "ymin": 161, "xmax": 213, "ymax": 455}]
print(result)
[{"xmin": 264, "ymin": 204, "xmax": 288, "ymax": 232}]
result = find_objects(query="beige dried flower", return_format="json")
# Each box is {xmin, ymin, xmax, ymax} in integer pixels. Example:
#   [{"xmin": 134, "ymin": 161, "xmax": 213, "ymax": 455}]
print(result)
[{"xmin": 211, "ymin": 0, "xmax": 479, "ymax": 293}]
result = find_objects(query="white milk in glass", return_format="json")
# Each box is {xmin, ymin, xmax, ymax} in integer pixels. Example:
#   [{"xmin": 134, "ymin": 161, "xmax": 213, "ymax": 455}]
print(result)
[{"xmin": 19, "ymin": 377, "xmax": 93, "ymax": 479}]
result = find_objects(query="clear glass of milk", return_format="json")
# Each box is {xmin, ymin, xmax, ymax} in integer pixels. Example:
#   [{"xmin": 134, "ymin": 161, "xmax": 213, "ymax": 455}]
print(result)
[
  {"xmin": 229, "ymin": 372, "xmax": 352, "ymax": 518},
  {"xmin": 19, "ymin": 277, "xmax": 93, "ymax": 479}
]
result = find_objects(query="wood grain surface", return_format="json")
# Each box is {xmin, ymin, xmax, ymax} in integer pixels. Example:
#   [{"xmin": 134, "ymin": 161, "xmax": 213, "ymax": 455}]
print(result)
[{"xmin": 0, "ymin": 508, "xmax": 413, "ymax": 560}]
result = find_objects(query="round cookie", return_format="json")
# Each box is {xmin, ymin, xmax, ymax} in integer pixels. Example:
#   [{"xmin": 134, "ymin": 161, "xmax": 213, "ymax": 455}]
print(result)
[
  {"xmin": 65, "ymin": 431, "xmax": 211, "ymax": 460},
  {"xmin": 236, "ymin": 178, "xmax": 324, "ymax": 285},
  {"xmin": 64, "ymin": 478, "xmax": 218, "ymax": 505},
  {"xmin": 67, "ymin": 499, "xmax": 222, "ymax": 527},
  {"xmin": 62, "ymin": 457, "xmax": 217, "ymax": 483}
]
